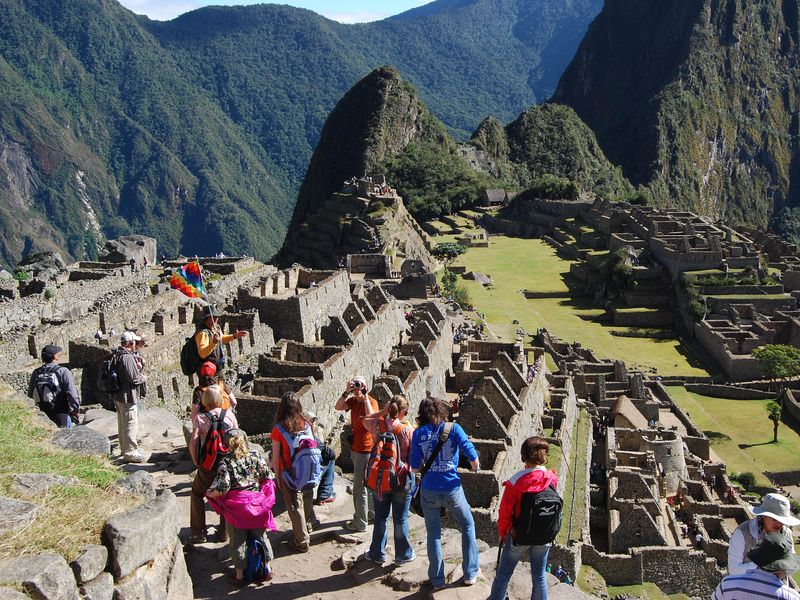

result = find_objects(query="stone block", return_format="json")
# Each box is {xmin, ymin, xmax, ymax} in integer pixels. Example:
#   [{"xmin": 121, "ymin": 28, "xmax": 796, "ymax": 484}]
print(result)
[
  {"xmin": 53, "ymin": 426, "xmax": 111, "ymax": 456},
  {"xmin": 11, "ymin": 473, "xmax": 78, "ymax": 497},
  {"xmin": 0, "ymin": 588, "xmax": 29, "ymax": 599},
  {"xmin": 0, "ymin": 496, "xmax": 42, "ymax": 533},
  {"xmin": 0, "ymin": 553, "xmax": 79, "ymax": 600},
  {"xmin": 78, "ymin": 572, "xmax": 113, "ymax": 600},
  {"xmin": 104, "ymin": 490, "xmax": 180, "ymax": 579},
  {"xmin": 70, "ymin": 545, "xmax": 108, "ymax": 584},
  {"xmin": 110, "ymin": 471, "xmax": 157, "ymax": 500},
  {"xmin": 112, "ymin": 540, "xmax": 192, "ymax": 600}
]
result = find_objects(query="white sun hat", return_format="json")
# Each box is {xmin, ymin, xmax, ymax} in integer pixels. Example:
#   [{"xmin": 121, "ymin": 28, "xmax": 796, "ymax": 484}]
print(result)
[{"xmin": 752, "ymin": 493, "xmax": 800, "ymax": 527}]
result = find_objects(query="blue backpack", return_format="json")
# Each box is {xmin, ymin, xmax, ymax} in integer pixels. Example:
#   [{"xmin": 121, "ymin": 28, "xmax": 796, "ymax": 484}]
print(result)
[
  {"xmin": 277, "ymin": 423, "xmax": 322, "ymax": 491},
  {"xmin": 243, "ymin": 532, "xmax": 269, "ymax": 582}
]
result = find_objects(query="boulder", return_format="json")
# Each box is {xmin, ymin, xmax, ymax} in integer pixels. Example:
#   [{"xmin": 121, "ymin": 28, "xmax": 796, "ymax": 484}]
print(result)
[
  {"xmin": 99, "ymin": 236, "xmax": 156, "ymax": 266},
  {"xmin": 79, "ymin": 572, "xmax": 113, "ymax": 600},
  {"xmin": 0, "ymin": 553, "xmax": 79, "ymax": 600},
  {"xmin": 464, "ymin": 271, "xmax": 492, "ymax": 286},
  {"xmin": 112, "ymin": 540, "xmax": 192, "ymax": 600},
  {"xmin": 110, "ymin": 471, "xmax": 157, "ymax": 500},
  {"xmin": 104, "ymin": 490, "xmax": 180, "ymax": 578},
  {"xmin": 0, "ymin": 588, "xmax": 30, "ymax": 599},
  {"xmin": 17, "ymin": 251, "xmax": 66, "ymax": 280},
  {"xmin": 70, "ymin": 545, "xmax": 108, "ymax": 584},
  {"xmin": 400, "ymin": 259, "xmax": 427, "ymax": 277},
  {"xmin": 0, "ymin": 496, "xmax": 41, "ymax": 533},
  {"xmin": 53, "ymin": 426, "xmax": 111, "ymax": 456},
  {"xmin": 11, "ymin": 473, "xmax": 78, "ymax": 498}
]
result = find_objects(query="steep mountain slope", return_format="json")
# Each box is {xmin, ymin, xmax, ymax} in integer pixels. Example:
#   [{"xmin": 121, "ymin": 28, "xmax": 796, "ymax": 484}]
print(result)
[
  {"xmin": 553, "ymin": 0, "xmax": 800, "ymax": 226},
  {"xmin": 280, "ymin": 68, "xmax": 630, "ymax": 266},
  {"xmin": 0, "ymin": 0, "xmax": 292, "ymax": 267}
]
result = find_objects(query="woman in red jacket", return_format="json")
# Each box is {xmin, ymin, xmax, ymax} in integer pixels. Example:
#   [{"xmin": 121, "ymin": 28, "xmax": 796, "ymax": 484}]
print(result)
[{"xmin": 490, "ymin": 436, "xmax": 559, "ymax": 600}]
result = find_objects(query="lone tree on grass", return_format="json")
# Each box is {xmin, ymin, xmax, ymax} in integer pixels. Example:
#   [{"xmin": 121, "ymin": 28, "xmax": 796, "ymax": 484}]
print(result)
[
  {"xmin": 752, "ymin": 344, "xmax": 800, "ymax": 406},
  {"xmin": 431, "ymin": 242, "xmax": 466, "ymax": 267},
  {"xmin": 766, "ymin": 401, "xmax": 783, "ymax": 443}
]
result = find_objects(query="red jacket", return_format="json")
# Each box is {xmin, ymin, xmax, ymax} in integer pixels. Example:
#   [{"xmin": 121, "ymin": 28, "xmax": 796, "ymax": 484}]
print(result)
[{"xmin": 497, "ymin": 467, "xmax": 559, "ymax": 539}]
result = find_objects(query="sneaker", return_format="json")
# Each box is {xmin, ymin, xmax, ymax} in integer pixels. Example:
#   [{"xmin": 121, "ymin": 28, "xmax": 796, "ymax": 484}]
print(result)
[
  {"xmin": 394, "ymin": 551, "xmax": 417, "ymax": 566},
  {"xmin": 360, "ymin": 552, "xmax": 384, "ymax": 565},
  {"xmin": 344, "ymin": 520, "xmax": 367, "ymax": 533},
  {"xmin": 286, "ymin": 538, "xmax": 309, "ymax": 553},
  {"xmin": 314, "ymin": 494, "xmax": 336, "ymax": 505},
  {"xmin": 307, "ymin": 518, "xmax": 322, "ymax": 532},
  {"xmin": 430, "ymin": 580, "xmax": 445, "ymax": 590},
  {"xmin": 123, "ymin": 451, "xmax": 145, "ymax": 464},
  {"xmin": 464, "ymin": 569, "xmax": 483, "ymax": 586}
]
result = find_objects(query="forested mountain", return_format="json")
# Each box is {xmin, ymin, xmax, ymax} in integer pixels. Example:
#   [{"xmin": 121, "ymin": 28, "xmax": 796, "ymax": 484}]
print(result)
[
  {"xmin": 553, "ymin": 0, "xmax": 800, "ymax": 229},
  {"xmin": 0, "ymin": 0, "xmax": 602, "ymax": 267}
]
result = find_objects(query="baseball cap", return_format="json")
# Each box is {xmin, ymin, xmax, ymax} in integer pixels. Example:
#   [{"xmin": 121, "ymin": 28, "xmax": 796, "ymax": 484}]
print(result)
[
  {"xmin": 199, "ymin": 361, "xmax": 217, "ymax": 377},
  {"xmin": 41, "ymin": 344, "xmax": 62, "ymax": 360},
  {"xmin": 121, "ymin": 331, "xmax": 142, "ymax": 343}
]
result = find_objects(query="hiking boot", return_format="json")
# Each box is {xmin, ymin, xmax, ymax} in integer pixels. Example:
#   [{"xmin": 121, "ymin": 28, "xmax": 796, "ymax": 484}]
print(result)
[
  {"xmin": 360, "ymin": 551, "xmax": 384, "ymax": 565},
  {"xmin": 314, "ymin": 494, "xmax": 336, "ymax": 505},
  {"xmin": 344, "ymin": 520, "xmax": 367, "ymax": 533},
  {"xmin": 287, "ymin": 539, "xmax": 309, "ymax": 553}
]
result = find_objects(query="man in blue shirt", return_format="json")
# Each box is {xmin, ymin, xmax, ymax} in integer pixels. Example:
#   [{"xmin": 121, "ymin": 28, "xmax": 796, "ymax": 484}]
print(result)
[{"xmin": 410, "ymin": 398, "xmax": 480, "ymax": 589}]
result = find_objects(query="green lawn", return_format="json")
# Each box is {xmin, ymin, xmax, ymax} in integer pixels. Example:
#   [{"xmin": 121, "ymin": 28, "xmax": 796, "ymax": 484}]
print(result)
[
  {"xmin": 558, "ymin": 408, "xmax": 589, "ymax": 545},
  {"xmin": 668, "ymin": 387, "xmax": 800, "ymax": 485},
  {"xmin": 453, "ymin": 236, "xmax": 709, "ymax": 377}
]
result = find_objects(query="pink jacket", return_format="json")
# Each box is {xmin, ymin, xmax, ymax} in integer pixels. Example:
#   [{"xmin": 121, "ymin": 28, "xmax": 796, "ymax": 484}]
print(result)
[{"xmin": 208, "ymin": 480, "xmax": 277, "ymax": 530}]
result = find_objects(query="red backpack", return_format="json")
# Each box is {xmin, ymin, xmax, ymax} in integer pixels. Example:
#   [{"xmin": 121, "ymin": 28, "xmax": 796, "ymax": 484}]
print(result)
[
  {"xmin": 198, "ymin": 409, "xmax": 230, "ymax": 471},
  {"xmin": 365, "ymin": 418, "xmax": 409, "ymax": 499}
]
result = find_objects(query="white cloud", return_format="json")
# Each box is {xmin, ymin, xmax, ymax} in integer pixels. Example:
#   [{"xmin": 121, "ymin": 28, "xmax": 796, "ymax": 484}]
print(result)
[{"xmin": 118, "ymin": 0, "xmax": 201, "ymax": 21}]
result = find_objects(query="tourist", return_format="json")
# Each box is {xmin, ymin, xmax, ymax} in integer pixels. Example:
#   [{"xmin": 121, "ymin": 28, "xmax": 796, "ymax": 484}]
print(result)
[
  {"xmin": 409, "ymin": 397, "xmax": 480, "ymax": 589},
  {"xmin": 335, "ymin": 376, "xmax": 378, "ymax": 532},
  {"xmin": 307, "ymin": 412, "xmax": 336, "ymax": 506},
  {"xmin": 188, "ymin": 384, "xmax": 238, "ymax": 544},
  {"xmin": 132, "ymin": 334, "xmax": 147, "ymax": 399},
  {"xmin": 190, "ymin": 361, "xmax": 234, "ymax": 421},
  {"xmin": 271, "ymin": 392, "xmax": 319, "ymax": 552},
  {"xmin": 193, "ymin": 305, "xmax": 247, "ymax": 373},
  {"xmin": 361, "ymin": 395, "xmax": 416, "ymax": 565},
  {"xmin": 728, "ymin": 493, "xmax": 799, "ymax": 575},
  {"xmin": 555, "ymin": 565, "xmax": 567, "ymax": 581},
  {"xmin": 129, "ymin": 257, "xmax": 136, "ymax": 273},
  {"xmin": 490, "ymin": 436, "xmax": 559, "ymax": 600},
  {"xmin": 94, "ymin": 329, "xmax": 103, "ymax": 342},
  {"xmin": 112, "ymin": 332, "xmax": 146, "ymax": 462},
  {"xmin": 713, "ymin": 532, "xmax": 800, "ymax": 599},
  {"xmin": 207, "ymin": 429, "xmax": 276, "ymax": 587},
  {"xmin": 695, "ymin": 532, "xmax": 703, "ymax": 548},
  {"xmin": 28, "ymin": 344, "xmax": 80, "ymax": 428}
]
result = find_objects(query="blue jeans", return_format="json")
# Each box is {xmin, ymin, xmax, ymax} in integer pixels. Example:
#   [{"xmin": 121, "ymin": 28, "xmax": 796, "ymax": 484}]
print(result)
[
  {"xmin": 368, "ymin": 478, "xmax": 414, "ymax": 562},
  {"xmin": 489, "ymin": 536, "xmax": 550, "ymax": 600},
  {"xmin": 421, "ymin": 486, "xmax": 479, "ymax": 587},
  {"xmin": 317, "ymin": 458, "xmax": 335, "ymax": 501}
]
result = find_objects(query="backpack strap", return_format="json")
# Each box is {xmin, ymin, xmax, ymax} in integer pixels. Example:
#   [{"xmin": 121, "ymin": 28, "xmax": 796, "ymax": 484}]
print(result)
[{"xmin": 419, "ymin": 422, "xmax": 453, "ymax": 481}]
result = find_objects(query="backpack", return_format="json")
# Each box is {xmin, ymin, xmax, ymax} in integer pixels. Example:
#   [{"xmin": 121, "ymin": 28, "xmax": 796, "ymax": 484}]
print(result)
[
  {"xmin": 243, "ymin": 532, "xmax": 269, "ymax": 582},
  {"xmin": 180, "ymin": 328, "xmax": 222, "ymax": 376},
  {"xmin": 96, "ymin": 351, "xmax": 122, "ymax": 393},
  {"xmin": 512, "ymin": 483, "xmax": 563, "ymax": 546},
  {"xmin": 365, "ymin": 418, "xmax": 409, "ymax": 499},
  {"xmin": 197, "ymin": 409, "xmax": 231, "ymax": 471},
  {"xmin": 277, "ymin": 423, "xmax": 322, "ymax": 491},
  {"xmin": 33, "ymin": 364, "xmax": 61, "ymax": 412}
]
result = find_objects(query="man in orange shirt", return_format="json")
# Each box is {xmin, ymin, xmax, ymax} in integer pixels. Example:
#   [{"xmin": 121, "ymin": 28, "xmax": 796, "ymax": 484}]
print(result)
[{"xmin": 336, "ymin": 376, "xmax": 378, "ymax": 532}]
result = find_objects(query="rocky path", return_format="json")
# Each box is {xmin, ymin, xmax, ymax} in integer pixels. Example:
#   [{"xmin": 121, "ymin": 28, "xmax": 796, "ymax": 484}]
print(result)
[{"xmin": 85, "ymin": 407, "xmax": 593, "ymax": 600}]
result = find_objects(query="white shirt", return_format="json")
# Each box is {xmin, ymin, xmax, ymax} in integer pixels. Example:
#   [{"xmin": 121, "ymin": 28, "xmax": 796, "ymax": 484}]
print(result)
[{"xmin": 728, "ymin": 519, "xmax": 795, "ymax": 576}]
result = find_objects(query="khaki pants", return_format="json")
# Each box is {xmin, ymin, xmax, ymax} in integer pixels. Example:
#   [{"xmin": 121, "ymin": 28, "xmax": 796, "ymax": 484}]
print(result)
[
  {"xmin": 190, "ymin": 468, "xmax": 225, "ymax": 537},
  {"xmin": 115, "ymin": 401, "xmax": 138, "ymax": 458},
  {"xmin": 351, "ymin": 451, "xmax": 374, "ymax": 531},
  {"xmin": 227, "ymin": 524, "xmax": 273, "ymax": 570},
  {"xmin": 281, "ymin": 483, "xmax": 315, "ymax": 550}
]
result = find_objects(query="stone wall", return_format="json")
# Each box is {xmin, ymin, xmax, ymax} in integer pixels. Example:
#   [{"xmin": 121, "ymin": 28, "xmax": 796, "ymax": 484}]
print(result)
[{"xmin": 636, "ymin": 546, "xmax": 723, "ymax": 597}]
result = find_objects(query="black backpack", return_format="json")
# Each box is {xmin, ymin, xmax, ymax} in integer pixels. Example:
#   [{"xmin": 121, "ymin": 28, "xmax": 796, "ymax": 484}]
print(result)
[
  {"xmin": 33, "ymin": 364, "xmax": 62, "ymax": 412},
  {"xmin": 180, "ymin": 328, "xmax": 214, "ymax": 376},
  {"xmin": 97, "ymin": 351, "xmax": 122, "ymax": 393},
  {"xmin": 512, "ymin": 484, "xmax": 563, "ymax": 545}
]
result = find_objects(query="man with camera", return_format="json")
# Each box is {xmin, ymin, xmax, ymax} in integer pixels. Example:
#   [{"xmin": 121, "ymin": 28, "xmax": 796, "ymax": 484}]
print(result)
[{"xmin": 336, "ymin": 376, "xmax": 378, "ymax": 532}]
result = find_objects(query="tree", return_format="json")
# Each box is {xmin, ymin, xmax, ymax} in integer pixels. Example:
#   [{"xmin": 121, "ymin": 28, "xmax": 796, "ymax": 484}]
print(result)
[
  {"xmin": 766, "ymin": 401, "xmax": 783, "ymax": 443},
  {"xmin": 752, "ymin": 345, "xmax": 800, "ymax": 404},
  {"xmin": 431, "ymin": 243, "xmax": 467, "ymax": 267}
]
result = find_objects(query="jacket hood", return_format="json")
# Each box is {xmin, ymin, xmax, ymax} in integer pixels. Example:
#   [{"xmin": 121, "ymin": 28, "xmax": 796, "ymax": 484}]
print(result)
[{"xmin": 504, "ymin": 467, "xmax": 558, "ymax": 494}]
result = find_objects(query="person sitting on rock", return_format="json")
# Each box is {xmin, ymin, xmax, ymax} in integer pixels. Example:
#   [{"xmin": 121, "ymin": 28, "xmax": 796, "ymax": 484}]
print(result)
[
  {"xmin": 193, "ymin": 305, "xmax": 247, "ymax": 373},
  {"xmin": 207, "ymin": 429, "xmax": 276, "ymax": 587},
  {"xmin": 189, "ymin": 384, "xmax": 239, "ymax": 544},
  {"xmin": 28, "ymin": 344, "xmax": 80, "ymax": 428}
]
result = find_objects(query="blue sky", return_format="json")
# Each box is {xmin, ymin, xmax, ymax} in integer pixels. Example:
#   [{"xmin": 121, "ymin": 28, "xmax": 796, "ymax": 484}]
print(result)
[{"xmin": 117, "ymin": 1, "xmax": 432, "ymax": 22}]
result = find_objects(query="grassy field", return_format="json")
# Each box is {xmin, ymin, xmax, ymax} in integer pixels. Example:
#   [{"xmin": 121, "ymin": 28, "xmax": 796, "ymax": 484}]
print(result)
[
  {"xmin": 452, "ymin": 236, "xmax": 709, "ymax": 377},
  {"xmin": 668, "ymin": 387, "xmax": 800, "ymax": 485},
  {"xmin": 0, "ymin": 395, "xmax": 134, "ymax": 560},
  {"xmin": 578, "ymin": 565, "xmax": 691, "ymax": 599},
  {"xmin": 557, "ymin": 407, "xmax": 590, "ymax": 545}
]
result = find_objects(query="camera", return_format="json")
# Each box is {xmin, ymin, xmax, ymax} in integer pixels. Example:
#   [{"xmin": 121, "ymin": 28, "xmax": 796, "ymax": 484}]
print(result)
[{"xmin": 351, "ymin": 379, "xmax": 362, "ymax": 390}]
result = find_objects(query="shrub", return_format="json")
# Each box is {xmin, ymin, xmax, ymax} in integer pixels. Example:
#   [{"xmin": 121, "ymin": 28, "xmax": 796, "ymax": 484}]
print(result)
[
  {"xmin": 527, "ymin": 174, "xmax": 579, "ymax": 200},
  {"xmin": 732, "ymin": 472, "xmax": 757, "ymax": 490},
  {"xmin": 12, "ymin": 269, "xmax": 29, "ymax": 281},
  {"xmin": 450, "ymin": 283, "xmax": 472, "ymax": 309},
  {"xmin": 43, "ymin": 288, "xmax": 55, "ymax": 300}
]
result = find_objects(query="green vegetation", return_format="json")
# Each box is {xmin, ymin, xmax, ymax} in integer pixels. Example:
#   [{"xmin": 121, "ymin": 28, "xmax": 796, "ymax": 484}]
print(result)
[
  {"xmin": 557, "ymin": 408, "xmax": 589, "ymax": 544},
  {"xmin": 0, "ymin": 396, "xmax": 133, "ymax": 560},
  {"xmin": 12, "ymin": 269, "xmax": 29, "ymax": 281},
  {"xmin": 752, "ymin": 345, "xmax": 800, "ymax": 398},
  {"xmin": 431, "ymin": 243, "xmax": 467, "ymax": 266},
  {"xmin": 772, "ymin": 207, "xmax": 800, "ymax": 245},
  {"xmin": 578, "ymin": 565, "xmax": 690, "ymax": 599},
  {"xmin": 766, "ymin": 401, "xmax": 783, "ymax": 443},
  {"xmin": 526, "ymin": 174, "xmax": 580, "ymax": 200},
  {"xmin": 452, "ymin": 236, "xmax": 708, "ymax": 376},
  {"xmin": 730, "ymin": 471, "xmax": 757, "ymax": 492},
  {"xmin": 668, "ymin": 387, "xmax": 800, "ymax": 486}
]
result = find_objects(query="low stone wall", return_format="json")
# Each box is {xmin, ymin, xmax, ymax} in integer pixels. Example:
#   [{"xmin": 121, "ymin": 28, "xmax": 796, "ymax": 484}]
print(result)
[
  {"xmin": 0, "ymin": 490, "xmax": 191, "ymax": 600},
  {"xmin": 685, "ymin": 383, "xmax": 774, "ymax": 399}
]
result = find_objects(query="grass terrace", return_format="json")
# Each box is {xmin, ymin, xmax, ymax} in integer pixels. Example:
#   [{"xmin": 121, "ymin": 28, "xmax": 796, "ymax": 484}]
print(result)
[
  {"xmin": 452, "ymin": 236, "xmax": 709, "ymax": 377},
  {"xmin": 668, "ymin": 387, "xmax": 800, "ymax": 486},
  {"xmin": 0, "ymin": 393, "xmax": 134, "ymax": 560},
  {"xmin": 557, "ymin": 407, "xmax": 590, "ymax": 545}
]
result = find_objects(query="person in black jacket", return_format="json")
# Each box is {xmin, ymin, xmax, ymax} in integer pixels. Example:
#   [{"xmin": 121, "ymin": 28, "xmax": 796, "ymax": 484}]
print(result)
[{"xmin": 28, "ymin": 344, "xmax": 80, "ymax": 428}]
